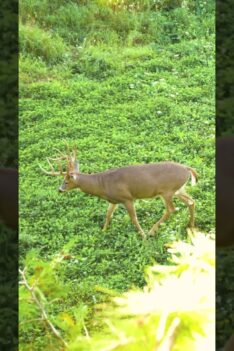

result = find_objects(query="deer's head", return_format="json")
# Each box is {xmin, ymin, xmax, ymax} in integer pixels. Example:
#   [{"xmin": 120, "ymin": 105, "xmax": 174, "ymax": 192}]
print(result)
[
  {"xmin": 59, "ymin": 170, "xmax": 79, "ymax": 193},
  {"xmin": 39, "ymin": 145, "xmax": 80, "ymax": 193}
]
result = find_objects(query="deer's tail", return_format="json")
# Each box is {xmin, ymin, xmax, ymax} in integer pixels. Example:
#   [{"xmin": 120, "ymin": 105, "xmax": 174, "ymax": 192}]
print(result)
[{"xmin": 187, "ymin": 167, "xmax": 198, "ymax": 186}]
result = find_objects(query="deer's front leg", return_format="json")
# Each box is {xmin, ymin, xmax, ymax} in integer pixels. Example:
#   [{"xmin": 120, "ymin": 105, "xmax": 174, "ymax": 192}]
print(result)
[
  {"xmin": 124, "ymin": 201, "xmax": 146, "ymax": 239},
  {"xmin": 102, "ymin": 203, "xmax": 117, "ymax": 231}
]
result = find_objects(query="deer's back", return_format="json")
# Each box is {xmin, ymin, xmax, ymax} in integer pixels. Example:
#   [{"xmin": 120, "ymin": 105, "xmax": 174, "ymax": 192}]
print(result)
[{"xmin": 100, "ymin": 162, "xmax": 190, "ymax": 203}]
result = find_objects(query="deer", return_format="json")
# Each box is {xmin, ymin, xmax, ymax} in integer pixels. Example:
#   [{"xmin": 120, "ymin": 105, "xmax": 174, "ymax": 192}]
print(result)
[
  {"xmin": 216, "ymin": 136, "xmax": 234, "ymax": 351},
  {"xmin": 0, "ymin": 167, "xmax": 18, "ymax": 230},
  {"xmin": 39, "ymin": 146, "xmax": 197, "ymax": 239}
]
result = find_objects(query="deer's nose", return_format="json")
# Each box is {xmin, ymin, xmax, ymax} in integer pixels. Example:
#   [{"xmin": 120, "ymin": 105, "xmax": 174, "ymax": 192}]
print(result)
[{"xmin": 58, "ymin": 188, "xmax": 63, "ymax": 193}]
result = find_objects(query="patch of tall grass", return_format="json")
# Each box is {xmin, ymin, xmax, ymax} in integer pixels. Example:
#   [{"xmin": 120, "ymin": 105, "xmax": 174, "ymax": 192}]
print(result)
[
  {"xmin": 19, "ymin": 0, "xmax": 215, "ymax": 63},
  {"xmin": 19, "ymin": 23, "xmax": 69, "ymax": 64}
]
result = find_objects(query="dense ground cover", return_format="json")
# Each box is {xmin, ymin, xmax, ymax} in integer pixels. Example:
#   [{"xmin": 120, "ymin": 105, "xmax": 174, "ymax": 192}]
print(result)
[{"xmin": 19, "ymin": 0, "xmax": 217, "ymax": 349}]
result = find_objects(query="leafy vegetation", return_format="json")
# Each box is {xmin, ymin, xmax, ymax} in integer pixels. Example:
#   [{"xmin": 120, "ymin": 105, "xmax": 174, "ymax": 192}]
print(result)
[
  {"xmin": 19, "ymin": 0, "xmax": 215, "ymax": 349},
  {"xmin": 19, "ymin": 232, "xmax": 215, "ymax": 350}
]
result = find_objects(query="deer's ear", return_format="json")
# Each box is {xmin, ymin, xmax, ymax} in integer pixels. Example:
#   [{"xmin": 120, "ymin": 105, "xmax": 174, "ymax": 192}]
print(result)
[{"xmin": 74, "ymin": 161, "xmax": 79, "ymax": 172}]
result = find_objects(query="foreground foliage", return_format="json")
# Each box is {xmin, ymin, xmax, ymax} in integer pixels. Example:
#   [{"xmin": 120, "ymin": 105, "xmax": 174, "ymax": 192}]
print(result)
[{"xmin": 19, "ymin": 232, "xmax": 215, "ymax": 351}]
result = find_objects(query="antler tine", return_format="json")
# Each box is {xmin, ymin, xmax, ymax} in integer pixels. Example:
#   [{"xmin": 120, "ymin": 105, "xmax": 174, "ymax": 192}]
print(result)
[
  {"xmin": 48, "ymin": 156, "xmax": 67, "ymax": 161},
  {"xmin": 50, "ymin": 157, "xmax": 67, "ymax": 176},
  {"xmin": 47, "ymin": 157, "xmax": 67, "ymax": 175},
  {"xmin": 39, "ymin": 164, "xmax": 63, "ymax": 176},
  {"xmin": 53, "ymin": 147, "xmax": 64, "ymax": 155},
  {"xmin": 47, "ymin": 157, "xmax": 56, "ymax": 173},
  {"xmin": 60, "ymin": 140, "xmax": 72, "ymax": 163},
  {"xmin": 58, "ymin": 141, "xmax": 77, "ymax": 174},
  {"xmin": 38, "ymin": 156, "xmax": 67, "ymax": 176},
  {"xmin": 65, "ymin": 142, "xmax": 76, "ymax": 173},
  {"xmin": 53, "ymin": 148, "xmax": 68, "ymax": 159},
  {"xmin": 65, "ymin": 142, "xmax": 71, "ymax": 158},
  {"xmin": 58, "ymin": 162, "xmax": 65, "ymax": 175}
]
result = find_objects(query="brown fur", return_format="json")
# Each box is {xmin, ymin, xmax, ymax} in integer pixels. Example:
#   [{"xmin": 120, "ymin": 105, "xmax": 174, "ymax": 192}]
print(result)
[{"xmin": 58, "ymin": 161, "xmax": 197, "ymax": 238}]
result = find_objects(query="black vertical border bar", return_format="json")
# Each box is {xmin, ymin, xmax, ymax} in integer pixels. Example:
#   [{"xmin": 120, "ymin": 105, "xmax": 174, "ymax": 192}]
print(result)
[
  {"xmin": 216, "ymin": 0, "xmax": 234, "ymax": 349},
  {"xmin": 0, "ymin": 0, "xmax": 18, "ymax": 349},
  {"xmin": 216, "ymin": 0, "xmax": 234, "ymax": 136}
]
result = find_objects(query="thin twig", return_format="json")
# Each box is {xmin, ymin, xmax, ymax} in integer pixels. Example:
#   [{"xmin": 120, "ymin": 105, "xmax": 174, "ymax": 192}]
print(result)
[
  {"xmin": 156, "ymin": 317, "xmax": 180, "ymax": 351},
  {"xmin": 100, "ymin": 336, "xmax": 133, "ymax": 351},
  {"xmin": 19, "ymin": 268, "xmax": 68, "ymax": 348},
  {"xmin": 82, "ymin": 322, "xmax": 90, "ymax": 340}
]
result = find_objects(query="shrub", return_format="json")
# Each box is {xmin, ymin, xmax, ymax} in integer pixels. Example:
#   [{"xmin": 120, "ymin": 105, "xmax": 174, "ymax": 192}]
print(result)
[
  {"xmin": 44, "ymin": 3, "xmax": 97, "ymax": 45},
  {"xmin": 19, "ymin": 23, "xmax": 69, "ymax": 64},
  {"xmin": 19, "ymin": 55, "xmax": 49, "ymax": 83},
  {"xmin": 19, "ymin": 0, "xmax": 70, "ymax": 23},
  {"xmin": 70, "ymin": 232, "xmax": 215, "ymax": 351},
  {"xmin": 72, "ymin": 46, "xmax": 123, "ymax": 79},
  {"xmin": 19, "ymin": 233, "xmax": 215, "ymax": 350}
]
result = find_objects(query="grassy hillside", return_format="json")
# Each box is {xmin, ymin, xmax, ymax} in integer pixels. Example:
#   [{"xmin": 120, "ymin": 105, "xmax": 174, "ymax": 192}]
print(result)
[{"xmin": 19, "ymin": 1, "xmax": 215, "ymax": 349}]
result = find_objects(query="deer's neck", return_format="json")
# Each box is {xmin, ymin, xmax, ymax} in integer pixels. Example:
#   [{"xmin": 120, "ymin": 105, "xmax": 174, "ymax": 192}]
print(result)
[{"xmin": 76, "ymin": 173, "xmax": 104, "ymax": 198}]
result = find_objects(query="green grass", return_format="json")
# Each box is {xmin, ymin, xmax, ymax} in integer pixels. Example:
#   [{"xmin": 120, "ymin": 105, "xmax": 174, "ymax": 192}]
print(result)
[
  {"xmin": 19, "ymin": 39, "xmax": 215, "ymax": 300},
  {"xmin": 19, "ymin": 0, "xmax": 215, "ymax": 349},
  {"xmin": 19, "ymin": 23, "xmax": 69, "ymax": 64}
]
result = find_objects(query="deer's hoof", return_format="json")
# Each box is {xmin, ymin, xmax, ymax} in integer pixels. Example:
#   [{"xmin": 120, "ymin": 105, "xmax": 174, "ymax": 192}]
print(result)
[
  {"xmin": 186, "ymin": 227, "xmax": 198, "ymax": 240},
  {"xmin": 187, "ymin": 226, "xmax": 198, "ymax": 233}
]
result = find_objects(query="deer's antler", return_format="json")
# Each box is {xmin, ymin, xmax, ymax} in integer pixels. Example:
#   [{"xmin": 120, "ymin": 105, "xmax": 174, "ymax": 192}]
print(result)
[
  {"xmin": 39, "ymin": 157, "xmax": 67, "ymax": 176},
  {"xmin": 39, "ymin": 145, "xmax": 79, "ymax": 176},
  {"xmin": 71, "ymin": 147, "xmax": 79, "ymax": 171}
]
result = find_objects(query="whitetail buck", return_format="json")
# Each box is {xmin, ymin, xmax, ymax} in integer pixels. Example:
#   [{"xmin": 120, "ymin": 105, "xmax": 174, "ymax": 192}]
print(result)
[
  {"xmin": 217, "ymin": 136, "xmax": 234, "ymax": 351},
  {"xmin": 0, "ymin": 168, "xmax": 18, "ymax": 230},
  {"xmin": 39, "ymin": 147, "xmax": 197, "ymax": 238}
]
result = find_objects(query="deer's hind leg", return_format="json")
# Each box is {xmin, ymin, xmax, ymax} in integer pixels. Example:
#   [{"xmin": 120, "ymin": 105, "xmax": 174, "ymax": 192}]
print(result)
[
  {"xmin": 102, "ymin": 203, "xmax": 118, "ymax": 231},
  {"xmin": 175, "ymin": 187, "xmax": 195, "ymax": 228},
  {"xmin": 149, "ymin": 194, "xmax": 175, "ymax": 236}
]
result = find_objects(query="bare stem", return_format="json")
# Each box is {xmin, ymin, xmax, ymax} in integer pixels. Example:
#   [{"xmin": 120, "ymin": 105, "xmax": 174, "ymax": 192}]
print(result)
[
  {"xmin": 19, "ymin": 268, "xmax": 68, "ymax": 348},
  {"xmin": 156, "ymin": 317, "xmax": 180, "ymax": 351},
  {"xmin": 101, "ymin": 337, "xmax": 133, "ymax": 351}
]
